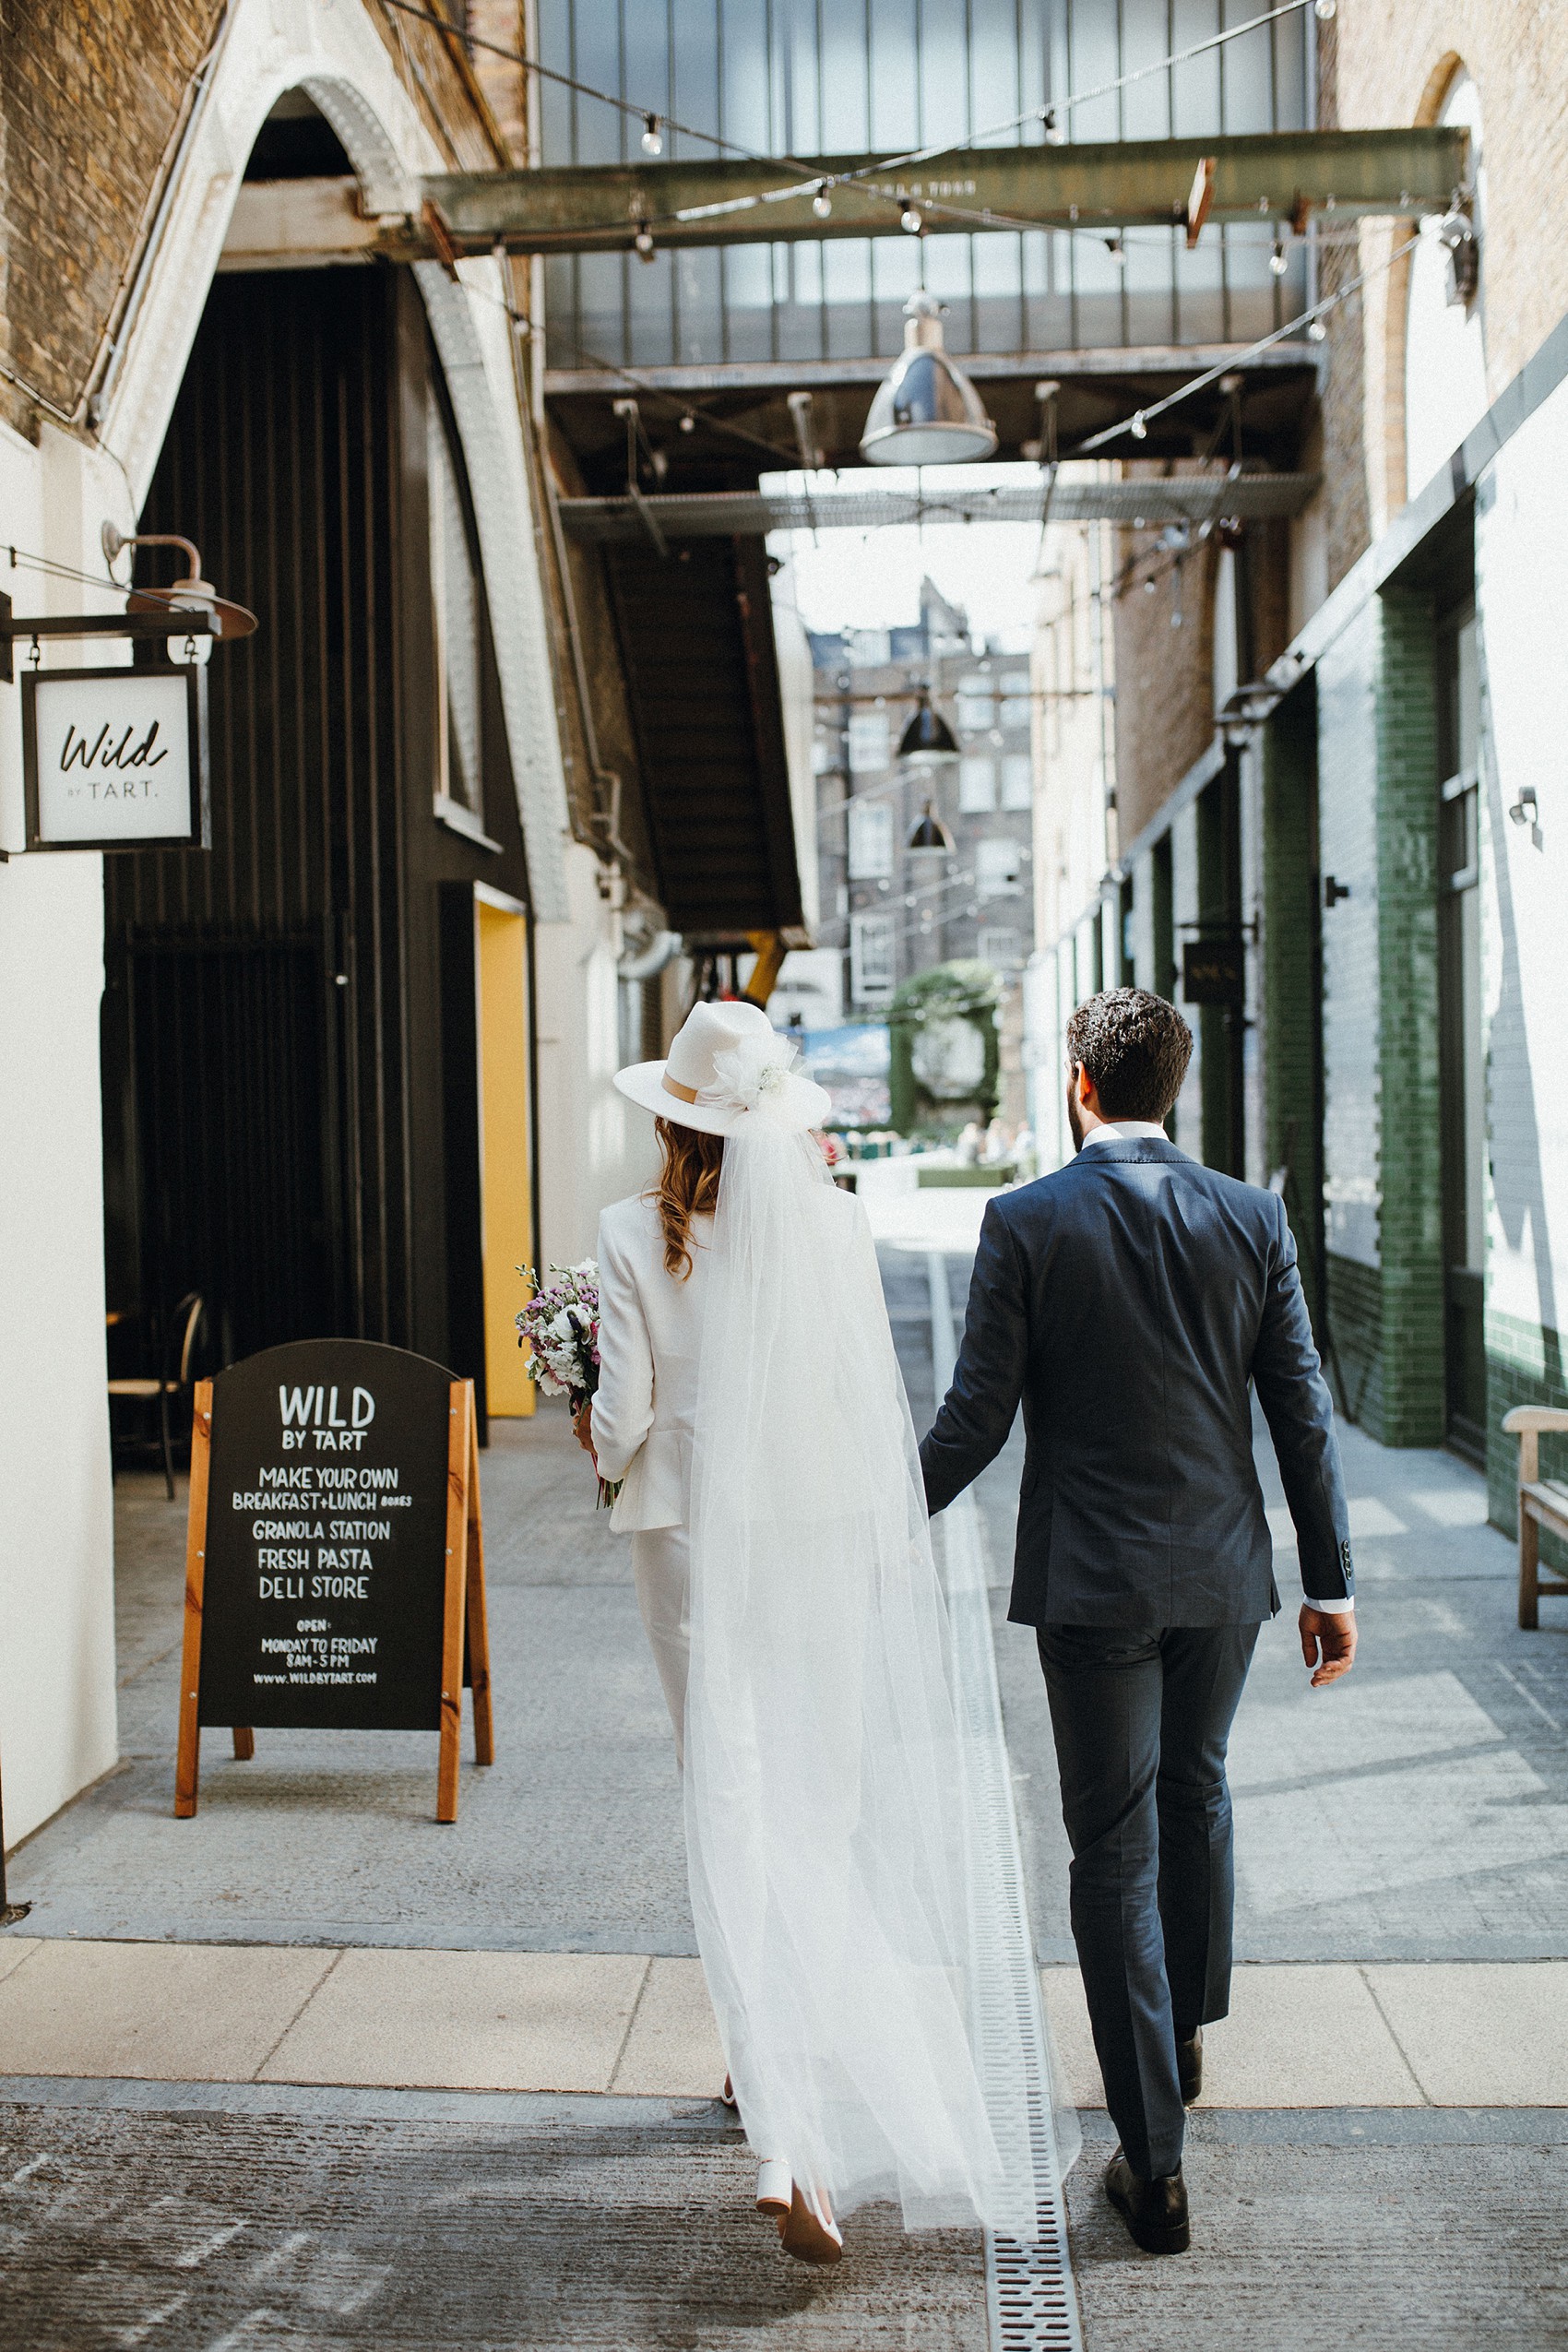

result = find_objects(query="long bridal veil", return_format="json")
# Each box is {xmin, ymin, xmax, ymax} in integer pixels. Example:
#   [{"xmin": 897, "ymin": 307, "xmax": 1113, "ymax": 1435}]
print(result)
[{"xmin": 684, "ymin": 1043, "xmax": 1071, "ymax": 2236}]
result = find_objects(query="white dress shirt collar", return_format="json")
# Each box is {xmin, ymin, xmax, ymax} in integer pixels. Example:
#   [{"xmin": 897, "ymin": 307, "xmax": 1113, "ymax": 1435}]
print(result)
[{"xmin": 1079, "ymin": 1119, "xmax": 1171, "ymax": 1146}]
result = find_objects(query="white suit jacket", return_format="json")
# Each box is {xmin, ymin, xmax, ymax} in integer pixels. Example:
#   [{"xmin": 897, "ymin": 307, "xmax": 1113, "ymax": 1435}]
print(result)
[{"xmin": 593, "ymin": 1192, "xmax": 711, "ymax": 1534}]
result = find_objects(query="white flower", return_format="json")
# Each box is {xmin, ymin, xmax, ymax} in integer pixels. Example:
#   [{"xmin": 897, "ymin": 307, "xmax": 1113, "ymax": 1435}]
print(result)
[{"xmin": 707, "ymin": 1032, "xmax": 798, "ymax": 1113}]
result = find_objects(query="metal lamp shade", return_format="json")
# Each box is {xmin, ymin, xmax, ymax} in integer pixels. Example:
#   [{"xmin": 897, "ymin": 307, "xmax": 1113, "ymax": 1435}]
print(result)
[
  {"xmin": 897, "ymin": 695, "xmax": 959, "ymax": 764},
  {"xmin": 908, "ymin": 800, "xmax": 955, "ymax": 851},
  {"xmin": 861, "ymin": 294, "xmax": 997, "ymax": 467}
]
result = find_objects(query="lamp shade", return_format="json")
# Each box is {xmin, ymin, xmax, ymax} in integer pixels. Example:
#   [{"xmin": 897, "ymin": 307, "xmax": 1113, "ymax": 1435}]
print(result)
[
  {"xmin": 861, "ymin": 293, "xmax": 998, "ymax": 467},
  {"xmin": 908, "ymin": 800, "xmax": 955, "ymax": 851},
  {"xmin": 897, "ymin": 692, "xmax": 959, "ymax": 764}
]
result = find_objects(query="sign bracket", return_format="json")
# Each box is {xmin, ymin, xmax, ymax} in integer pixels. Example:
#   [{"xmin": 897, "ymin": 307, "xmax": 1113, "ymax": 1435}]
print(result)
[{"xmin": 0, "ymin": 600, "xmax": 216, "ymax": 684}]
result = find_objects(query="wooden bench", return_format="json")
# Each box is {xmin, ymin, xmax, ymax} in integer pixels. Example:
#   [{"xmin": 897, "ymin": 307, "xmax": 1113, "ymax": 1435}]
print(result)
[{"xmin": 1502, "ymin": 1406, "xmax": 1568, "ymax": 1628}]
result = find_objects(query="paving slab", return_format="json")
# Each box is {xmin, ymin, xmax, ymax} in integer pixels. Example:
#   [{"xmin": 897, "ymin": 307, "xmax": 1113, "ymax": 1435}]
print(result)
[
  {"xmin": 258, "ymin": 1948, "xmax": 649, "ymax": 2092},
  {"xmin": 1366, "ymin": 1960, "xmax": 1568, "ymax": 2105},
  {"xmin": 0, "ymin": 1932, "xmax": 39, "ymax": 1984},
  {"xmin": 0, "ymin": 2087, "xmax": 990, "ymax": 2349},
  {"xmin": 0, "ymin": 1939, "xmax": 334, "ymax": 2080},
  {"xmin": 612, "ymin": 1956, "xmax": 728, "ymax": 2097}
]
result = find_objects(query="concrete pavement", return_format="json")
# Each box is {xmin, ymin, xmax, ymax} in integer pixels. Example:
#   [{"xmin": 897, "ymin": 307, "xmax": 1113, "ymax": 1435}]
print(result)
[
  {"xmin": 3, "ymin": 1933, "xmax": 1568, "ymax": 2105},
  {"xmin": 5, "ymin": 1194, "xmax": 1568, "ymax": 2347}
]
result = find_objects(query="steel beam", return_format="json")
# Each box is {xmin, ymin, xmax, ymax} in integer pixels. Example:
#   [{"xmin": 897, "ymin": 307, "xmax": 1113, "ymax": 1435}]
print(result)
[
  {"xmin": 556, "ymin": 474, "xmax": 1322, "ymax": 543},
  {"xmin": 424, "ymin": 126, "xmax": 1468, "ymax": 256}
]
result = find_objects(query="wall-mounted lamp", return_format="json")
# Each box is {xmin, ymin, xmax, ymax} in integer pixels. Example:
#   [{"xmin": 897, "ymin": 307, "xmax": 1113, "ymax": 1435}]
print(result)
[
  {"xmin": 102, "ymin": 526, "xmax": 257, "ymax": 665},
  {"xmin": 1508, "ymin": 781, "xmax": 1542, "ymax": 847}
]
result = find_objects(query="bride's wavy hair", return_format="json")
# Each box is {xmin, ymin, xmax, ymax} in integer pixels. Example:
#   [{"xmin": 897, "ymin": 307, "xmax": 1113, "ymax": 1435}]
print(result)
[{"xmin": 652, "ymin": 1117, "xmax": 725, "ymax": 1278}]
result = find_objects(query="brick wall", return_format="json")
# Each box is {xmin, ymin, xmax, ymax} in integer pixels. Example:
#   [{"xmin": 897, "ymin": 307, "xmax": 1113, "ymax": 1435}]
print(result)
[
  {"xmin": 0, "ymin": 0, "xmax": 224, "ymax": 434},
  {"xmin": 1111, "ymin": 527, "xmax": 1218, "ymax": 845},
  {"xmin": 1373, "ymin": 587, "xmax": 1445, "ymax": 1444},
  {"xmin": 1308, "ymin": 0, "xmax": 1568, "ymax": 590}
]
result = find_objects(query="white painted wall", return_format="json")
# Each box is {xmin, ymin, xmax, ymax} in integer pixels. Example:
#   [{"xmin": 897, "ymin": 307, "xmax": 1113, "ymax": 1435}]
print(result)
[
  {"xmin": 1477, "ymin": 374, "xmax": 1568, "ymax": 1351},
  {"xmin": 0, "ymin": 420, "xmax": 125, "ymax": 1843},
  {"xmin": 533, "ymin": 845, "xmax": 660, "ymax": 1268}
]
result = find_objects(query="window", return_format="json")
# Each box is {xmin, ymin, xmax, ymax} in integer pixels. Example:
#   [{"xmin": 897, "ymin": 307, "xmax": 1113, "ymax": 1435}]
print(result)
[
  {"xmin": 849, "ymin": 910, "xmax": 897, "ymax": 1004},
  {"xmin": 848, "ymin": 709, "xmax": 890, "ymax": 773},
  {"xmin": 978, "ymin": 927, "xmax": 1022, "ymax": 970},
  {"xmin": 956, "ymin": 673, "xmax": 994, "ymax": 732},
  {"xmin": 1000, "ymin": 753, "xmax": 1033, "ymax": 810},
  {"xmin": 847, "ymin": 798, "xmax": 894, "ymax": 879},
  {"xmin": 1000, "ymin": 695, "xmax": 1033, "ymax": 731},
  {"xmin": 976, "ymin": 837, "xmax": 1023, "ymax": 899},
  {"xmin": 959, "ymin": 755, "xmax": 996, "ymax": 813},
  {"xmin": 429, "ymin": 408, "xmax": 483, "ymax": 817}
]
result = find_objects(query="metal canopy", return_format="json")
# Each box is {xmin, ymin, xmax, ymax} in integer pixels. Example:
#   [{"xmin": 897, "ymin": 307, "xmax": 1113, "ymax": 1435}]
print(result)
[
  {"xmin": 558, "ymin": 472, "xmax": 1323, "ymax": 543},
  {"xmin": 425, "ymin": 127, "xmax": 1468, "ymax": 257}
]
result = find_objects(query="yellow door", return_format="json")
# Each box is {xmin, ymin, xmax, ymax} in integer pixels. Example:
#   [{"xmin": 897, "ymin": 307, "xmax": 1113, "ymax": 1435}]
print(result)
[{"xmin": 476, "ymin": 896, "xmax": 535, "ymax": 1416}]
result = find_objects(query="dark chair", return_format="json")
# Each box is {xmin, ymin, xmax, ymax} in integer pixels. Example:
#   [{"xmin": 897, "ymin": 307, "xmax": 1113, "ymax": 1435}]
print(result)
[{"xmin": 109, "ymin": 1291, "xmax": 205, "ymax": 1499}]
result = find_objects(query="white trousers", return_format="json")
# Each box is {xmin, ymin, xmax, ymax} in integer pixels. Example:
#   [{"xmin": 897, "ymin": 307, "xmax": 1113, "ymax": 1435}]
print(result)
[{"xmin": 630, "ymin": 1526, "xmax": 691, "ymax": 1769}]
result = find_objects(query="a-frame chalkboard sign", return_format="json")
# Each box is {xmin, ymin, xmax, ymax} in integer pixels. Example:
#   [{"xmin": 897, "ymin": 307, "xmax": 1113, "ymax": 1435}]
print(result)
[{"xmin": 175, "ymin": 1339, "xmax": 493, "ymax": 1823}]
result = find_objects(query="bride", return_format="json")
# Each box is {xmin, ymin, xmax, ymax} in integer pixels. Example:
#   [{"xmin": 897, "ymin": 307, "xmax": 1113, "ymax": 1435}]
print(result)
[{"xmin": 579, "ymin": 997, "xmax": 1045, "ymax": 2265}]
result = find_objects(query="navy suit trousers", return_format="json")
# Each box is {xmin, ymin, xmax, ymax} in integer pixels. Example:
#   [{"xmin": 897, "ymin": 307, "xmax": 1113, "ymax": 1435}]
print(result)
[{"xmin": 1037, "ymin": 1621, "xmax": 1260, "ymax": 2180}]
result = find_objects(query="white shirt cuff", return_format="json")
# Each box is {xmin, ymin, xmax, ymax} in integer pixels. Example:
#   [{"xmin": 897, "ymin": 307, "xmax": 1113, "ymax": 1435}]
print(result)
[{"xmin": 1303, "ymin": 1594, "xmax": 1355, "ymax": 1613}]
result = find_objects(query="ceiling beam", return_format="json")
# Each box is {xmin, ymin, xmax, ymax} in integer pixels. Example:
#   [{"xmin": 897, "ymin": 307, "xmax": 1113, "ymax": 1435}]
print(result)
[
  {"xmin": 423, "ymin": 125, "xmax": 1468, "ymax": 256},
  {"xmin": 556, "ymin": 474, "xmax": 1323, "ymax": 543}
]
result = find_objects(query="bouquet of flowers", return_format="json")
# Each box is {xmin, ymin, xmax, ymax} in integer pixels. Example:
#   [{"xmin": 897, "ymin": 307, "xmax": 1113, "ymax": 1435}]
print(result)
[{"xmin": 516, "ymin": 1261, "xmax": 620, "ymax": 1509}]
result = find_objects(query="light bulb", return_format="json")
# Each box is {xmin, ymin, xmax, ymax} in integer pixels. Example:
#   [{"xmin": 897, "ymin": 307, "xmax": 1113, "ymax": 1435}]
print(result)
[
  {"xmin": 1269, "ymin": 239, "xmax": 1288, "ymax": 277},
  {"xmin": 1307, "ymin": 316, "xmax": 1328, "ymax": 342},
  {"xmin": 634, "ymin": 224, "xmax": 655, "ymax": 259},
  {"xmin": 900, "ymin": 205, "xmax": 923, "ymax": 234},
  {"xmin": 1313, "ymin": 0, "xmax": 1336, "ymax": 19},
  {"xmin": 813, "ymin": 184, "xmax": 833, "ymax": 219},
  {"xmin": 641, "ymin": 113, "xmax": 663, "ymax": 156},
  {"xmin": 679, "ymin": 411, "xmax": 696, "ymax": 433},
  {"xmin": 1130, "ymin": 411, "xmax": 1148, "ymax": 441},
  {"xmin": 1144, "ymin": 576, "xmax": 1158, "ymax": 594}
]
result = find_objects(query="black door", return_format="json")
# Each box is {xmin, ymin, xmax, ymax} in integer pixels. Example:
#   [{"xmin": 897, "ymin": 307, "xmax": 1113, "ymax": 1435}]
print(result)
[{"xmin": 121, "ymin": 934, "xmax": 336, "ymax": 1366}]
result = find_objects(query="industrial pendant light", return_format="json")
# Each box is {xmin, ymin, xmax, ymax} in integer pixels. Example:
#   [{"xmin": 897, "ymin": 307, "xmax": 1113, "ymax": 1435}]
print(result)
[
  {"xmin": 861, "ymin": 292, "xmax": 998, "ymax": 467},
  {"xmin": 897, "ymin": 687, "xmax": 959, "ymax": 766},
  {"xmin": 907, "ymin": 799, "xmax": 955, "ymax": 852}
]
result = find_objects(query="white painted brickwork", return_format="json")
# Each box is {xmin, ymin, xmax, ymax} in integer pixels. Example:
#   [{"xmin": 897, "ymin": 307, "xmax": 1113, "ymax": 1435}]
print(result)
[
  {"xmin": 1317, "ymin": 608, "xmax": 1383, "ymax": 1271},
  {"xmin": 1476, "ymin": 377, "xmax": 1568, "ymax": 1351}
]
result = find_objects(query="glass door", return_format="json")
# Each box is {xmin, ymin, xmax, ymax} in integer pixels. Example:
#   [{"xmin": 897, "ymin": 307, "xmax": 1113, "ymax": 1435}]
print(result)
[{"xmin": 1437, "ymin": 604, "xmax": 1486, "ymax": 1459}]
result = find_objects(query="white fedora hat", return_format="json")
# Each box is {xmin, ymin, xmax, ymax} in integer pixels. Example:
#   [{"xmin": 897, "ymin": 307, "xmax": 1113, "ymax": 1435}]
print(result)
[{"xmin": 614, "ymin": 1000, "xmax": 827, "ymax": 1135}]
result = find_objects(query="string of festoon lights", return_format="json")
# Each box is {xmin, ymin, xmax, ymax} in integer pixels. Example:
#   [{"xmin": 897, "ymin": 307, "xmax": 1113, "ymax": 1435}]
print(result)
[{"xmin": 385, "ymin": 0, "xmax": 1344, "ymax": 251}]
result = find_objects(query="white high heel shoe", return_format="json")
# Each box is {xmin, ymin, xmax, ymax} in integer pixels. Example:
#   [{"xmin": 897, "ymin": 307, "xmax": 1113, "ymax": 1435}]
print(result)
[{"xmin": 754, "ymin": 2162, "xmax": 843, "ymax": 2266}]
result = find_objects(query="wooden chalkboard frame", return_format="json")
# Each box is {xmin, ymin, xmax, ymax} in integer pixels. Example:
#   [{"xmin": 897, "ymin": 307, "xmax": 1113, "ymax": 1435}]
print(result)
[{"xmin": 174, "ymin": 1377, "xmax": 493, "ymax": 1822}]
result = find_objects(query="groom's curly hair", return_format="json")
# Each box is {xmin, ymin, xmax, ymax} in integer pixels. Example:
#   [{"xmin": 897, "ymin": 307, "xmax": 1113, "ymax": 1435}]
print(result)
[{"xmin": 1066, "ymin": 989, "xmax": 1193, "ymax": 1121}]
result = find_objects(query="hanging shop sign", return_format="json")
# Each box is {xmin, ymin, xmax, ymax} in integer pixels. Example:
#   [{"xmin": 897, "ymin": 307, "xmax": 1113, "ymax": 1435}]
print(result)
[
  {"xmin": 175, "ymin": 1339, "xmax": 493, "ymax": 1823},
  {"xmin": 21, "ymin": 662, "xmax": 209, "ymax": 852},
  {"xmin": 1182, "ymin": 936, "xmax": 1245, "ymax": 1007}
]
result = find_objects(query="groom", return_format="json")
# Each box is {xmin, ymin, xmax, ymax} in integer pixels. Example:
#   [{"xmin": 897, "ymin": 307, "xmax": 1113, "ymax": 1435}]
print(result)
[{"xmin": 921, "ymin": 988, "xmax": 1355, "ymax": 2255}]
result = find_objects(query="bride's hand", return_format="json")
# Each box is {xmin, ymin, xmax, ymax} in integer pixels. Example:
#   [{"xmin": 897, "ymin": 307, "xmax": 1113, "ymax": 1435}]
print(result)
[{"xmin": 574, "ymin": 1399, "xmax": 597, "ymax": 1465}]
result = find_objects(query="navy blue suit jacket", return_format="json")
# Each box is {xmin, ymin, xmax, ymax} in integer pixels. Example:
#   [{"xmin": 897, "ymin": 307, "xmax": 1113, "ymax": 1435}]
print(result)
[{"xmin": 919, "ymin": 1139, "xmax": 1353, "ymax": 1627}]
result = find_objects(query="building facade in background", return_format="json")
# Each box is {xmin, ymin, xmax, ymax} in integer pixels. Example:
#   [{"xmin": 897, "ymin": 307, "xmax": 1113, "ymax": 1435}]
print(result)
[
  {"xmin": 808, "ymin": 581, "xmax": 1036, "ymax": 1025},
  {"xmin": 1026, "ymin": 6, "xmax": 1568, "ymax": 1542}
]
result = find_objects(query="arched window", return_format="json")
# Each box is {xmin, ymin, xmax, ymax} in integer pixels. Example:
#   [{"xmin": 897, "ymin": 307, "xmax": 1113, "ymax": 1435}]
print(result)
[{"xmin": 1404, "ymin": 67, "xmax": 1487, "ymax": 498}]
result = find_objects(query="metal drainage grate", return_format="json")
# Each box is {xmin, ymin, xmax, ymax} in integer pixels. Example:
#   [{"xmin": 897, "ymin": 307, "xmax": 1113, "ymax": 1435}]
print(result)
[{"xmin": 927, "ymin": 1253, "xmax": 1083, "ymax": 2352}]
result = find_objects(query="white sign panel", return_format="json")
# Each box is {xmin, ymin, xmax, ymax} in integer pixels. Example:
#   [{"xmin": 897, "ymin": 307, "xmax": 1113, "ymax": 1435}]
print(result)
[{"xmin": 23, "ymin": 665, "xmax": 208, "ymax": 851}]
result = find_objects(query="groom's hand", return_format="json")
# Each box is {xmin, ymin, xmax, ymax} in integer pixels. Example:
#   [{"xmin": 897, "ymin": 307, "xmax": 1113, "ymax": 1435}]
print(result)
[{"xmin": 1299, "ymin": 1605, "xmax": 1357, "ymax": 1687}]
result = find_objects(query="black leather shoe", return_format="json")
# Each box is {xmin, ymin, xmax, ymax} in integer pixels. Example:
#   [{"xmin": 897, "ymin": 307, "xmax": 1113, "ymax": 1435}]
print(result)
[
  {"xmin": 1177, "ymin": 2027, "xmax": 1203, "ymax": 2106},
  {"xmin": 1105, "ymin": 2149, "xmax": 1190, "ymax": 2255}
]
